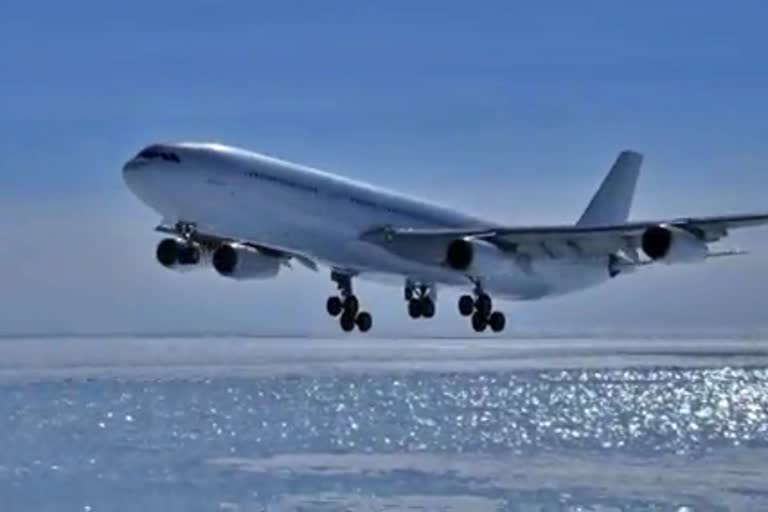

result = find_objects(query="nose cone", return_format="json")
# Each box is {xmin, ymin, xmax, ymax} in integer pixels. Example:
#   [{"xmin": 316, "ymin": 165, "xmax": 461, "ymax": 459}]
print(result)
[
  {"xmin": 122, "ymin": 154, "xmax": 168, "ymax": 206},
  {"xmin": 122, "ymin": 144, "xmax": 188, "ymax": 216},
  {"xmin": 122, "ymin": 157, "xmax": 146, "ymax": 195},
  {"xmin": 122, "ymin": 157, "xmax": 143, "ymax": 172}
]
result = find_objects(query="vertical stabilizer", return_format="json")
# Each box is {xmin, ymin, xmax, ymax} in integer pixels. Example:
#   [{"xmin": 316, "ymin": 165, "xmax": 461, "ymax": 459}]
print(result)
[{"xmin": 577, "ymin": 150, "xmax": 643, "ymax": 226}]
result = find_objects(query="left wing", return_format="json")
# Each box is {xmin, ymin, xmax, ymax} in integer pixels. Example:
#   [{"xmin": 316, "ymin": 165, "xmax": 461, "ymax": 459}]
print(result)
[
  {"xmin": 363, "ymin": 213, "xmax": 768, "ymax": 260},
  {"xmin": 156, "ymin": 225, "xmax": 319, "ymax": 271}
]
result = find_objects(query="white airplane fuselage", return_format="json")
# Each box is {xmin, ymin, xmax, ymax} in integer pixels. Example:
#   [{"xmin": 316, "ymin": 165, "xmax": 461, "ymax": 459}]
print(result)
[{"xmin": 123, "ymin": 142, "xmax": 611, "ymax": 300}]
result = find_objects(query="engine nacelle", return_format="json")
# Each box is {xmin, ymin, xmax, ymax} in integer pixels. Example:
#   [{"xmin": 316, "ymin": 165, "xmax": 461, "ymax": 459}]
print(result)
[
  {"xmin": 212, "ymin": 243, "xmax": 280, "ymax": 280},
  {"xmin": 445, "ymin": 238, "xmax": 511, "ymax": 275},
  {"xmin": 156, "ymin": 238, "xmax": 210, "ymax": 272},
  {"xmin": 641, "ymin": 225, "xmax": 708, "ymax": 264}
]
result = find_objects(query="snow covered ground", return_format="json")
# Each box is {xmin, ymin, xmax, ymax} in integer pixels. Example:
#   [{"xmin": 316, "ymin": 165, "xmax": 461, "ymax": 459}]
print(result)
[{"xmin": 0, "ymin": 336, "xmax": 766, "ymax": 511}]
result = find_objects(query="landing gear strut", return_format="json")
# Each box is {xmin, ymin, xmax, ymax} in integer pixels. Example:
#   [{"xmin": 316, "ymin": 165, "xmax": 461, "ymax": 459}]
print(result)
[
  {"xmin": 405, "ymin": 281, "xmax": 436, "ymax": 319},
  {"xmin": 326, "ymin": 271, "xmax": 372, "ymax": 333},
  {"xmin": 175, "ymin": 221, "xmax": 197, "ymax": 240},
  {"xmin": 458, "ymin": 284, "xmax": 506, "ymax": 333}
]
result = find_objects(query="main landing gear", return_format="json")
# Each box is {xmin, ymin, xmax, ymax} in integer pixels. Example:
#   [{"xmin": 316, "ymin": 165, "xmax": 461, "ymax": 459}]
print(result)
[
  {"xmin": 405, "ymin": 282, "xmax": 436, "ymax": 320},
  {"xmin": 326, "ymin": 271, "xmax": 372, "ymax": 333},
  {"xmin": 458, "ymin": 285, "xmax": 506, "ymax": 333}
]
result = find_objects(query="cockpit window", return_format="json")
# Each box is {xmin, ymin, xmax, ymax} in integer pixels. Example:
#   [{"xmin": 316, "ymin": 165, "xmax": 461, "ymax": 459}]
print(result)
[{"xmin": 137, "ymin": 145, "xmax": 180, "ymax": 163}]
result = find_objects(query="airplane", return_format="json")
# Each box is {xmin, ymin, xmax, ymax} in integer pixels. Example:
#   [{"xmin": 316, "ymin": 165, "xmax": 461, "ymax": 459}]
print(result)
[{"xmin": 123, "ymin": 143, "xmax": 768, "ymax": 333}]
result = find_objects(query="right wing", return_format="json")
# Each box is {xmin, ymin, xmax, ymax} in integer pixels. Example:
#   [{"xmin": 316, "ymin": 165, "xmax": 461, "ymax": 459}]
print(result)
[{"xmin": 363, "ymin": 213, "xmax": 768, "ymax": 261}]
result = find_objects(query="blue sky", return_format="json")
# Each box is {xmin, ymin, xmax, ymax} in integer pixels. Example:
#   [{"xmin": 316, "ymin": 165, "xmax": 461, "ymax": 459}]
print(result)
[{"xmin": 1, "ymin": 1, "xmax": 767, "ymax": 334}]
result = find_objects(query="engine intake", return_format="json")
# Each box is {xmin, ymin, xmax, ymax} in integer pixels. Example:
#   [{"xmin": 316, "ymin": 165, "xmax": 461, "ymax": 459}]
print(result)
[
  {"xmin": 641, "ymin": 226, "xmax": 672, "ymax": 260},
  {"xmin": 212, "ymin": 243, "xmax": 280, "ymax": 280},
  {"xmin": 156, "ymin": 238, "xmax": 203, "ymax": 270},
  {"xmin": 445, "ymin": 239, "xmax": 473, "ymax": 271},
  {"xmin": 445, "ymin": 238, "xmax": 511, "ymax": 275},
  {"xmin": 641, "ymin": 225, "xmax": 707, "ymax": 264},
  {"xmin": 212, "ymin": 244, "xmax": 238, "ymax": 274}
]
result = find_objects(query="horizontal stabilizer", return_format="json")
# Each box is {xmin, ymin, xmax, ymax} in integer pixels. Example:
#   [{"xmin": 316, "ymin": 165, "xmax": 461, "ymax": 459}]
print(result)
[{"xmin": 706, "ymin": 249, "xmax": 748, "ymax": 259}]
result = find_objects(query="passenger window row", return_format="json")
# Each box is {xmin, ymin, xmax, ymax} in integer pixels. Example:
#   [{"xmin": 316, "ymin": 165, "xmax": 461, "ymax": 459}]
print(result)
[
  {"xmin": 244, "ymin": 171, "xmax": 319, "ymax": 194},
  {"xmin": 242, "ymin": 170, "xmax": 444, "ymax": 225},
  {"xmin": 350, "ymin": 195, "xmax": 439, "ymax": 222}
]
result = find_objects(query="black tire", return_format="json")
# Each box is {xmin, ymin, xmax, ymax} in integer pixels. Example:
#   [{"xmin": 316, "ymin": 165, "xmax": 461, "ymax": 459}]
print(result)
[
  {"xmin": 489, "ymin": 311, "xmax": 506, "ymax": 333},
  {"xmin": 458, "ymin": 295, "xmax": 474, "ymax": 317},
  {"xmin": 421, "ymin": 298, "xmax": 436, "ymax": 319},
  {"xmin": 475, "ymin": 294, "xmax": 492, "ymax": 317},
  {"xmin": 326, "ymin": 296, "xmax": 343, "ymax": 317},
  {"xmin": 156, "ymin": 238, "xmax": 179, "ymax": 267},
  {"xmin": 408, "ymin": 299, "xmax": 423, "ymax": 319},
  {"xmin": 404, "ymin": 287, "xmax": 414, "ymax": 301},
  {"xmin": 356, "ymin": 311, "xmax": 373, "ymax": 332},
  {"xmin": 343, "ymin": 295, "xmax": 359, "ymax": 317},
  {"xmin": 340, "ymin": 313, "xmax": 356, "ymax": 332},
  {"xmin": 471, "ymin": 312, "xmax": 488, "ymax": 333}
]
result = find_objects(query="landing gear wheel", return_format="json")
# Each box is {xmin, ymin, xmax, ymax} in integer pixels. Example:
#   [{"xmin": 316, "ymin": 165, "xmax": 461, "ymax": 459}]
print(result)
[
  {"xmin": 326, "ymin": 296, "xmax": 343, "ymax": 317},
  {"xmin": 343, "ymin": 295, "xmax": 359, "ymax": 317},
  {"xmin": 408, "ymin": 299, "xmax": 423, "ymax": 319},
  {"xmin": 421, "ymin": 298, "xmax": 436, "ymax": 319},
  {"xmin": 330, "ymin": 272, "xmax": 373, "ymax": 333},
  {"xmin": 356, "ymin": 312, "xmax": 373, "ymax": 332},
  {"xmin": 471, "ymin": 312, "xmax": 488, "ymax": 333},
  {"xmin": 475, "ymin": 294, "xmax": 492, "ymax": 317},
  {"xmin": 489, "ymin": 311, "xmax": 506, "ymax": 333},
  {"xmin": 458, "ymin": 295, "xmax": 474, "ymax": 317},
  {"xmin": 340, "ymin": 313, "xmax": 356, "ymax": 332}
]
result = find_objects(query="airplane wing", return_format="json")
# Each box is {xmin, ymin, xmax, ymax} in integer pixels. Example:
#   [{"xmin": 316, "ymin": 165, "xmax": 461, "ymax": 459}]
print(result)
[
  {"xmin": 363, "ymin": 213, "xmax": 768, "ymax": 260},
  {"xmin": 156, "ymin": 225, "xmax": 319, "ymax": 271}
]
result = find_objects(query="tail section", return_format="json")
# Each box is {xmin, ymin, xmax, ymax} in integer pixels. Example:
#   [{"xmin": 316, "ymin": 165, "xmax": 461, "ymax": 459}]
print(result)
[{"xmin": 577, "ymin": 150, "xmax": 643, "ymax": 227}]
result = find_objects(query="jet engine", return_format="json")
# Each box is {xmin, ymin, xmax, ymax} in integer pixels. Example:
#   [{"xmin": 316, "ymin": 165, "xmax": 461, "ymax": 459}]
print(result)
[
  {"xmin": 445, "ymin": 238, "xmax": 511, "ymax": 275},
  {"xmin": 641, "ymin": 225, "xmax": 708, "ymax": 264},
  {"xmin": 156, "ymin": 238, "xmax": 209, "ymax": 272},
  {"xmin": 212, "ymin": 243, "xmax": 281, "ymax": 280}
]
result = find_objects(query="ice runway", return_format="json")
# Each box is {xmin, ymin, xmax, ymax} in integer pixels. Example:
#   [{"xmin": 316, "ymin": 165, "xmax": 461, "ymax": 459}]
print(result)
[
  {"xmin": 1, "ymin": 336, "xmax": 767, "ymax": 511},
  {"xmin": 1, "ymin": 335, "xmax": 767, "ymax": 381}
]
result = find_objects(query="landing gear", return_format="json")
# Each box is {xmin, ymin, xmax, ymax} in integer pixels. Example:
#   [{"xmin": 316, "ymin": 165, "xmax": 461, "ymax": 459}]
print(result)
[
  {"xmin": 488, "ymin": 311, "xmax": 506, "ymax": 333},
  {"xmin": 458, "ymin": 295, "xmax": 474, "ymax": 317},
  {"xmin": 343, "ymin": 295, "xmax": 359, "ymax": 317},
  {"xmin": 326, "ymin": 296, "xmax": 343, "ymax": 317},
  {"xmin": 460, "ymin": 285, "xmax": 506, "ymax": 333},
  {"xmin": 356, "ymin": 312, "xmax": 373, "ymax": 333},
  {"xmin": 471, "ymin": 312, "xmax": 488, "ymax": 332},
  {"xmin": 326, "ymin": 271, "xmax": 372, "ymax": 333},
  {"xmin": 408, "ymin": 299, "xmax": 423, "ymax": 319},
  {"xmin": 339, "ymin": 312, "xmax": 356, "ymax": 332},
  {"xmin": 405, "ymin": 282, "xmax": 436, "ymax": 320},
  {"xmin": 175, "ymin": 221, "xmax": 197, "ymax": 239}
]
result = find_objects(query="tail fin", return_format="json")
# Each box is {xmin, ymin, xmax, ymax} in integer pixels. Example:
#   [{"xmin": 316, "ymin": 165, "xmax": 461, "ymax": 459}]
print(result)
[{"xmin": 577, "ymin": 150, "xmax": 643, "ymax": 227}]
